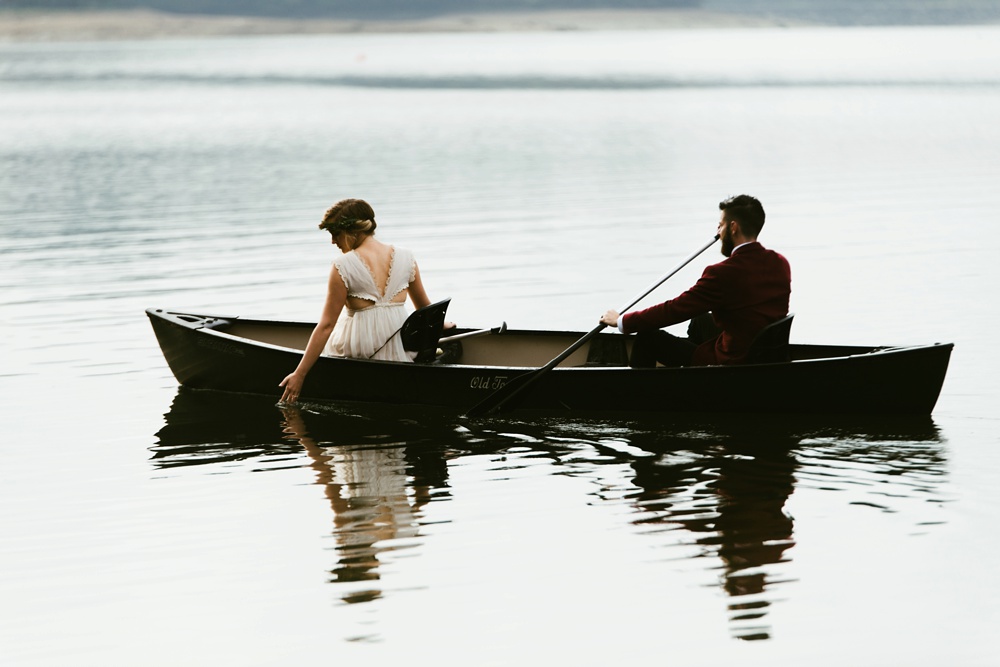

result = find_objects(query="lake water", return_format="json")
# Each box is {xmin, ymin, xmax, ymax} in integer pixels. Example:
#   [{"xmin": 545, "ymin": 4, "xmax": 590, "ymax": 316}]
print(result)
[{"xmin": 2, "ymin": 26, "xmax": 1000, "ymax": 665}]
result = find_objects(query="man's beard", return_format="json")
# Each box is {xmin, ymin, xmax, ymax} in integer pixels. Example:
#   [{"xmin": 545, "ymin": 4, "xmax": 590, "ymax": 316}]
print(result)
[{"xmin": 720, "ymin": 233, "xmax": 735, "ymax": 257}]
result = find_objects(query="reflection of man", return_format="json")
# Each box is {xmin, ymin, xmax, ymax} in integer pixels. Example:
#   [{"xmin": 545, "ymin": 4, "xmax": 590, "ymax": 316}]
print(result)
[
  {"xmin": 712, "ymin": 446, "xmax": 796, "ymax": 642},
  {"xmin": 600, "ymin": 195, "xmax": 791, "ymax": 367},
  {"xmin": 628, "ymin": 436, "xmax": 797, "ymax": 641}
]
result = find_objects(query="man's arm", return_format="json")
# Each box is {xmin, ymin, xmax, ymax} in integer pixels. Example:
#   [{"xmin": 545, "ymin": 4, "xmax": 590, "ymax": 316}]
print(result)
[{"xmin": 621, "ymin": 265, "xmax": 727, "ymax": 333}]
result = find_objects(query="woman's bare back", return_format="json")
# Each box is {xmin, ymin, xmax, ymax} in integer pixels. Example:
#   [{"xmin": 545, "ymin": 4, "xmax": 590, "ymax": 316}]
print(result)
[{"xmin": 348, "ymin": 239, "xmax": 408, "ymax": 310}]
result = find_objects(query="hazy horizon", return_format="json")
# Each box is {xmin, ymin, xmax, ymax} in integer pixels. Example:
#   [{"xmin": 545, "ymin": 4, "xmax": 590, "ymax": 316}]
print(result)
[{"xmin": 3, "ymin": 0, "xmax": 1000, "ymax": 25}]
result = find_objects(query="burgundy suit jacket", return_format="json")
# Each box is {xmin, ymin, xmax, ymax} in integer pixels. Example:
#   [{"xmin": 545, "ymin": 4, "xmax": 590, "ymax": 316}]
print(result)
[{"xmin": 621, "ymin": 242, "xmax": 791, "ymax": 365}]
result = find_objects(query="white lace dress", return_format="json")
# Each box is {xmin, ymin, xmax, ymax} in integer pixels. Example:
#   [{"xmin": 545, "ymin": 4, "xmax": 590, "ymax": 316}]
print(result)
[{"xmin": 323, "ymin": 245, "xmax": 417, "ymax": 362}]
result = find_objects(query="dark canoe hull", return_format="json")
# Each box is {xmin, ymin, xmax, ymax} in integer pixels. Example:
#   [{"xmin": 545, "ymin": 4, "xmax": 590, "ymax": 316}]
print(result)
[{"xmin": 146, "ymin": 308, "xmax": 954, "ymax": 416}]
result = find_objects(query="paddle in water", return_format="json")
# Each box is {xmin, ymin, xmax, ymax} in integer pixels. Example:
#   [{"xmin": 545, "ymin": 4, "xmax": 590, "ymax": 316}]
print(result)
[{"xmin": 465, "ymin": 235, "xmax": 720, "ymax": 418}]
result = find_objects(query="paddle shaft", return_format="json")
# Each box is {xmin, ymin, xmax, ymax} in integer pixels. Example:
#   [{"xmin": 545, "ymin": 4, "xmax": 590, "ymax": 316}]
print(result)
[
  {"xmin": 465, "ymin": 234, "xmax": 720, "ymax": 417},
  {"xmin": 613, "ymin": 234, "xmax": 720, "ymax": 316},
  {"xmin": 439, "ymin": 323, "xmax": 506, "ymax": 345}
]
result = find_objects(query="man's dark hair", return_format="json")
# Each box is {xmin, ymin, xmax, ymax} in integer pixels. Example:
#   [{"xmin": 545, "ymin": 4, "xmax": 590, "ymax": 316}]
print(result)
[{"xmin": 719, "ymin": 195, "xmax": 765, "ymax": 237}]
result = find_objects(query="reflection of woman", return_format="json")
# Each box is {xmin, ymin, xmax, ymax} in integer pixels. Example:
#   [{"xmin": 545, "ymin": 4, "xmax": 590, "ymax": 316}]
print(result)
[
  {"xmin": 280, "ymin": 198, "xmax": 444, "ymax": 404},
  {"xmin": 279, "ymin": 406, "xmax": 427, "ymax": 597}
]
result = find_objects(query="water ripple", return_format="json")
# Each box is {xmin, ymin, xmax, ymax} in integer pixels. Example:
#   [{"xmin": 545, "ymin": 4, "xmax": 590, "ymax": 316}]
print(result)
[{"xmin": 148, "ymin": 391, "xmax": 950, "ymax": 640}]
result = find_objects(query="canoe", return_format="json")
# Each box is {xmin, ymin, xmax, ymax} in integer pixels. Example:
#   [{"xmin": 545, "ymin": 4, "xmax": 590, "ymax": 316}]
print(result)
[{"xmin": 146, "ymin": 307, "xmax": 953, "ymax": 415}]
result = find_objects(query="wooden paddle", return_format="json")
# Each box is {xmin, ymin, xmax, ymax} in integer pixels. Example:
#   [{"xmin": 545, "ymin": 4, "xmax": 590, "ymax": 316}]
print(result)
[
  {"xmin": 439, "ymin": 322, "xmax": 507, "ymax": 345},
  {"xmin": 465, "ymin": 234, "xmax": 720, "ymax": 418}
]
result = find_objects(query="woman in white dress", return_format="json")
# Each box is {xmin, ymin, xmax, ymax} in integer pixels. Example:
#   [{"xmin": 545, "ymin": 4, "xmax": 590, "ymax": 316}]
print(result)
[{"xmin": 279, "ymin": 198, "xmax": 441, "ymax": 404}]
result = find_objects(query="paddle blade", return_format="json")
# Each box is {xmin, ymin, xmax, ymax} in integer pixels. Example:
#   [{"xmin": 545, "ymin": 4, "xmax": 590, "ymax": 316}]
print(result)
[{"xmin": 401, "ymin": 298, "xmax": 450, "ymax": 353}]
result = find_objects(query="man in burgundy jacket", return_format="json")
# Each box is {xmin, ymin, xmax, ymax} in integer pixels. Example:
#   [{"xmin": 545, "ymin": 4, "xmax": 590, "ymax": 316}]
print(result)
[{"xmin": 600, "ymin": 195, "xmax": 791, "ymax": 367}]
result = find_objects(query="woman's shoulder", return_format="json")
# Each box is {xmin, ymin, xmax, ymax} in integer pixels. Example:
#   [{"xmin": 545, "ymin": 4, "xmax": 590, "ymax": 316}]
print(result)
[
  {"xmin": 332, "ymin": 251, "xmax": 356, "ymax": 268},
  {"xmin": 388, "ymin": 244, "xmax": 416, "ymax": 264},
  {"xmin": 388, "ymin": 245, "xmax": 417, "ymax": 283}
]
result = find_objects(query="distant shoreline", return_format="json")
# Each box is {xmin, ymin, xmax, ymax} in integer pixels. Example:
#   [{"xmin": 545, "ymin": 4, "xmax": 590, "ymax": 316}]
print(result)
[{"xmin": 0, "ymin": 8, "xmax": 814, "ymax": 41}]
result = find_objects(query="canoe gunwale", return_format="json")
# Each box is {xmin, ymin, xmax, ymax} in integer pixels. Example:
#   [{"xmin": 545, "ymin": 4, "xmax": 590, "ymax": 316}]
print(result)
[{"xmin": 151, "ymin": 307, "xmax": 937, "ymax": 370}]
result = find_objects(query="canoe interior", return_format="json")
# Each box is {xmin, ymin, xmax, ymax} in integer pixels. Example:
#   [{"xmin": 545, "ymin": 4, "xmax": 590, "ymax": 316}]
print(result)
[
  {"xmin": 223, "ymin": 319, "xmax": 611, "ymax": 367},
  {"xmin": 214, "ymin": 316, "xmax": 885, "ymax": 368}
]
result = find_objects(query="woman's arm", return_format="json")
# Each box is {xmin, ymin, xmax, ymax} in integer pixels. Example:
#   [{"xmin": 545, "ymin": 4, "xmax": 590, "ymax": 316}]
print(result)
[
  {"xmin": 279, "ymin": 265, "xmax": 347, "ymax": 403},
  {"xmin": 407, "ymin": 262, "xmax": 432, "ymax": 310},
  {"xmin": 408, "ymin": 261, "xmax": 456, "ymax": 330}
]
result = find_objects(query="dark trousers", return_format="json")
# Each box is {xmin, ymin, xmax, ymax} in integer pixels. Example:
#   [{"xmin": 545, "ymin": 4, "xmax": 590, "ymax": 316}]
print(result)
[{"xmin": 629, "ymin": 314, "xmax": 721, "ymax": 368}]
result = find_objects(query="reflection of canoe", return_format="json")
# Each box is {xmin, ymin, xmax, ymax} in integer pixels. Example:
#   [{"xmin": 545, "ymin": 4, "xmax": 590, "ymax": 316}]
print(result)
[{"xmin": 146, "ymin": 308, "xmax": 953, "ymax": 415}]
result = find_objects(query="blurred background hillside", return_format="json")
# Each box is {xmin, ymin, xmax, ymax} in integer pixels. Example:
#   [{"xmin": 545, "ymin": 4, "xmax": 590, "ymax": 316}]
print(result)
[{"xmin": 2, "ymin": 0, "xmax": 1000, "ymax": 25}]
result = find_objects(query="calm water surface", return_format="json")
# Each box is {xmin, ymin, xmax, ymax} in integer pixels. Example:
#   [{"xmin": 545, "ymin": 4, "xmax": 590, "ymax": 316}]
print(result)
[{"xmin": 2, "ymin": 27, "xmax": 999, "ymax": 665}]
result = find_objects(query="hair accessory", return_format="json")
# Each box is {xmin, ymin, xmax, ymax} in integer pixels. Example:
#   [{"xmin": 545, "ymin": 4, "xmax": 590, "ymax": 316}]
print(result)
[{"xmin": 327, "ymin": 218, "xmax": 371, "ymax": 232}]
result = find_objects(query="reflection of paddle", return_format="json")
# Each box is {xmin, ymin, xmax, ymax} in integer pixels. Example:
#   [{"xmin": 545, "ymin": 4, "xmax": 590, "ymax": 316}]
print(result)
[{"xmin": 466, "ymin": 235, "xmax": 720, "ymax": 418}]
